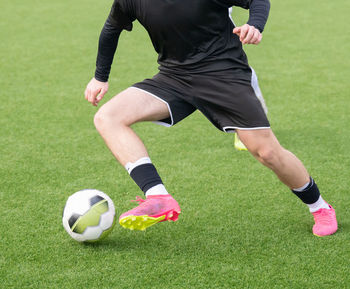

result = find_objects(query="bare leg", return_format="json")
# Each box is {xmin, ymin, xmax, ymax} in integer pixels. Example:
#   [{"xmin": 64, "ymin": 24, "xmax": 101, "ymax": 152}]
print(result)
[
  {"xmin": 237, "ymin": 129, "xmax": 309, "ymax": 189},
  {"xmin": 94, "ymin": 87, "xmax": 170, "ymax": 166},
  {"xmin": 94, "ymin": 87, "xmax": 181, "ymax": 231}
]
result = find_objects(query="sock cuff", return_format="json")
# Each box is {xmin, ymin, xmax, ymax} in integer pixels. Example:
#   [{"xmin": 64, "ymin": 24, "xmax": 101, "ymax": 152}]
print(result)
[
  {"xmin": 292, "ymin": 177, "xmax": 313, "ymax": 192},
  {"xmin": 130, "ymin": 163, "xmax": 163, "ymax": 193},
  {"xmin": 292, "ymin": 177, "xmax": 320, "ymax": 204},
  {"xmin": 145, "ymin": 184, "xmax": 169, "ymax": 196},
  {"xmin": 125, "ymin": 157, "xmax": 152, "ymax": 174}
]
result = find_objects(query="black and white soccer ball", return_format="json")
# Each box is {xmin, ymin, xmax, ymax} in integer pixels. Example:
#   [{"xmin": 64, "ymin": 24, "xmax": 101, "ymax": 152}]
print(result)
[{"xmin": 62, "ymin": 189, "xmax": 116, "ymax": 242}]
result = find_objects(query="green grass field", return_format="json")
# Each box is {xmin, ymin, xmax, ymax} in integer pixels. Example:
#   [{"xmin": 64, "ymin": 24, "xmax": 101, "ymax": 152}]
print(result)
[{"xmin": 1, "ymin": 0, "xmax": 350, "ymax": 288}]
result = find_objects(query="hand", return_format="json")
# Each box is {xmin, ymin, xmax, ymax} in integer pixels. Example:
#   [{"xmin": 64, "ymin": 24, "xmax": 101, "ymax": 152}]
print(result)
[
  {"xmin": 233, "ymin": 24, "xmax": 262, "ymax": 45},
  {"xmin": 84, "ymin": 77, "xmax": 109, "ymax": 106}
]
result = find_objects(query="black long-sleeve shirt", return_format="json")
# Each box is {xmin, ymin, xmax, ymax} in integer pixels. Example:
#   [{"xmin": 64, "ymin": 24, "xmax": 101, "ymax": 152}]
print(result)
[{"xmin": 95, "ymin": 0, "xmax": 270, "ymax": 82}]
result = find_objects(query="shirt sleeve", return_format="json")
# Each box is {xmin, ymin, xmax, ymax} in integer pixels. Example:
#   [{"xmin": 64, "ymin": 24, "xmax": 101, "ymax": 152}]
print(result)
[
  {"xmin": 246, "ymin": 0, "xmax": 270, "ymax": 32},
  {"xmin": 218, "ymin": 0, "xmax": 270, "ymax": 32},
  {"xmin": 108, "ymin": 0, "xmax": 135, "ymax": 31},
  {"xmin": 94, "ymin": 0, "xmax": 136, "ymax": 82}
]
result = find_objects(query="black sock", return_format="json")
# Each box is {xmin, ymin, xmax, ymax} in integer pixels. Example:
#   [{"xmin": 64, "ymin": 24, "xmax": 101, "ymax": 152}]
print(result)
[
  {"xmin": 129, "ymin": 163, "xmax": 163, "ymax": 194},
  {"xmin": 291, "ymin": 177, "xmax": 320, "ymax": 204}
]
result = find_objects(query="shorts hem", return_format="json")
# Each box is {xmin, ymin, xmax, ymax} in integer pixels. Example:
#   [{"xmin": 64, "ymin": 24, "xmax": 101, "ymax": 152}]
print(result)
[
  {"xmin": 223, "ymin": 126, "xmax": 271, "ymax": 133},
  {"xmin": 130, "ymin": 86, "xmax": 174, "ymax": 127}
]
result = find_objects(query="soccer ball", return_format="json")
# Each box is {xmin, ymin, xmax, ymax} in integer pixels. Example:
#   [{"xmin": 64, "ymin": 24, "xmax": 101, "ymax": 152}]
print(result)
[{"xmin": 62, "ymin": 189, "xmax": 116, "ymax": 242}]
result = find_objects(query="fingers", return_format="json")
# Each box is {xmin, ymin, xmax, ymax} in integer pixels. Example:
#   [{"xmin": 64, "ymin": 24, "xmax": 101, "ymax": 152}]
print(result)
[
  {"xmin": 84, "ymin": 78, "xmax": 109, "ymax": 106},
  {"xmin": 84, "ymin": 87, "xmax": 90, "ymax": 101},
  {"xmin": 242, "ymin": 26, "xmax": 255, "ymax": 44},
  {"xmin": 232, "ymin": 27, "xmax": 241, "ymax": 35},
  {"xmin": 239, "ymin": 24, "xmax": 250, "ymax": 43},
  {"xmin": 87, "ymin": 86, "xmax": 100, "ymax": 106},
  {"xmin": 254, "ymin": 31, "xmax": 262, "ymax": 44},
  {"xmin": 244, "ymin": 28, "xmax": 262, "ymax": 44},
  {"xmin": 232, "ymin": 24, "xmax": 262, "ymax": 45},
  {"xmin": 96, "ymin": 88, "xmax": 107, "ymax": 104}
]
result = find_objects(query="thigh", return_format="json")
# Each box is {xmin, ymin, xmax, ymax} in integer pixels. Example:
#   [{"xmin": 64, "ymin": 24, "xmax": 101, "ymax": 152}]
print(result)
[
  {"xmin": 98, "ymin": 87, "xmax": 170, "ymax": 126},
  {"xmin": 132, "ymin": 73, "xmax": 197, "ymax": 126},
  {"xmin": 236, "ymin": 128, "xmax": 280, "ymax": 153}
]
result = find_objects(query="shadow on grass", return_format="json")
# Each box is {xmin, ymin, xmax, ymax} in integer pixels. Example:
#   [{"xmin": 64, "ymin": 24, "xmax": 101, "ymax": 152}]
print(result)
[{"xmin": 77, "ymin": 225, "xmax": 177, "ymax": 252}]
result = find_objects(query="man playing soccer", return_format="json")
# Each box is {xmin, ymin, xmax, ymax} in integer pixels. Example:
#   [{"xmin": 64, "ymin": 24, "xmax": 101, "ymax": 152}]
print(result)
[{"xmin": 84, "ymin": 0, "xmax": 338, "ymax": 236}]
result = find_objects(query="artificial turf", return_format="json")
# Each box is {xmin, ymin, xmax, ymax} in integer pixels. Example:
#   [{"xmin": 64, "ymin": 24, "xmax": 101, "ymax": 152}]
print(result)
[{"xmin": 1, "ymin": 0, "xmax": 349, "ymax": 288}]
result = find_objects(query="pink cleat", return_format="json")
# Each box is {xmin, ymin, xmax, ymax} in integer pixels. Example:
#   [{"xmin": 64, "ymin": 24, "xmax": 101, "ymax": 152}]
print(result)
[
  {"xmin": 312, "ymin": 204, "xmax": 338, "ymax": 237},
  {"xmin": 119, "ymin": 195, "xmax": 181, "ymax": 231}
]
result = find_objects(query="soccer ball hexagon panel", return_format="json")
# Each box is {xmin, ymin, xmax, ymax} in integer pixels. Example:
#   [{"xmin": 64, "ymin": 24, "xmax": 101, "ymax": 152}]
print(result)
[{"xmin": 62, "ymin": 189, "xmax": 116, "ymax": 242}]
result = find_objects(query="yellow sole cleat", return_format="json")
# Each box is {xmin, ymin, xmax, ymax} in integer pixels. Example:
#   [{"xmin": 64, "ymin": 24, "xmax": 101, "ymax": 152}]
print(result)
[
  {"xmin": 119, "ymin": 195, "xmax": 181, "ymax": 231},
  {"xmin": 119, "ymin": 215, "xmax": 166, "ymax": 231}
]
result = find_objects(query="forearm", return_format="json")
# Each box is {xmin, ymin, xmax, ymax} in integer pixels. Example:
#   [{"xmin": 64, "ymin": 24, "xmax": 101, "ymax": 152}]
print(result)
[
  {"xmin": 95, "ymin": 19, "xmax": 122, "ymax": 82},
  {"xmin": 247, "ymin": 0, "xmax": 270, "ymax": 32}
]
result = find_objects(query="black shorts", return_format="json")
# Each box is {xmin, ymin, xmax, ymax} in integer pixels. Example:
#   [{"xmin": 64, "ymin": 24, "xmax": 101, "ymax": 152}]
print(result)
[{"xmin": 132, "ymin": 69, "xmax": 270, "ymax": 132}]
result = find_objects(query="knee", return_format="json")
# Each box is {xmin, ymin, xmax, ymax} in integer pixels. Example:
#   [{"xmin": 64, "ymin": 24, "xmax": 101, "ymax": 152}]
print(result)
[
  {"xmin": 252, "ymin": 146, "xmax": 280, "ymax": 168},
  {"xmin": 94, "ymin": 104, "xmax": 122, "ymax": 133},
  {"xmin": 94, "ymin": 108, "xmax": 106, "ymax": 132}
]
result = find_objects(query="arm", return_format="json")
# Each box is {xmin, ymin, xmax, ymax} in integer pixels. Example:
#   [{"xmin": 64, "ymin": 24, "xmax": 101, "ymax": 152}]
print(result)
[
  {"xmin": 85, "ymin": 1, "xmax": 134, "ymax": 106},
  {"xmin": 247, "ymin": 0, "xmax": 270, "ymax": 33},
  {"xmin": 232, "ymin": 0, "xmax": 270, "ymax": 45},
  {"xmin": 85, "ymin": 21, "xmax": 122, "ymax": 106},
  {"xmin": 95, "ymin": 21, "xmax": 123, "ymax": 83}
]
